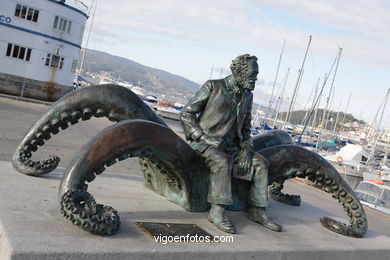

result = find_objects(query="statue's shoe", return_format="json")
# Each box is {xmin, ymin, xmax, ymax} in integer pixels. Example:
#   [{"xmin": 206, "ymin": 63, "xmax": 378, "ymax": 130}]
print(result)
[
  {"xmin": 270, "ymin": 192, "xmax": 301, "ymax": 206},
  {"xmin": 247, "ymin": 207, "xmax": 282, "ymax": 232},
  {"xmin": 208, "ymin": 205, "xmax": 236, "ymax": 234}
]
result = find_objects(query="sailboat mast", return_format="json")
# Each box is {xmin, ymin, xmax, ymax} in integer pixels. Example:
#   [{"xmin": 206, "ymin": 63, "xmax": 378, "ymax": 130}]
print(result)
[
  {"xmin": 266, "ymin": 39, "xmax": 286, "ymax": 121},
  {"xmin": 283, "ymin": 35, "xmax": 312, "ymax": 130},
  {"xmin": 299, "ymin": 48, "xmax": 342, "ymax": 143},
  {"xmin": 273, "ymin": 67, "xmax": 290, "ymax": 127},
  {"xmin": 317, "ymin": 48, "xmax": 342, "ymax": 144},
  {"xmin": 219, "ymin": 67, "xmax": 224, "ymax": 78},
  {"xmin": 377, "ymin": 88, "xmax": 390, "ymax": 135},
  {"xmin": 290, "ymin": 68, "xmax": 305, "ymax": 117},
  {"xmin": 332, "ymin": 102, "xmax": 343, "ymax": 135},
  {"xmin": 209, "ymin": 63, "xmax": 214, "ymax": 79},
  {"xmin": 324, "ymin": 84, "xmax": 336, "ymax": 131},
  {"xmin": 78, "ymin": 0, "xmax": 97, "ymax": 76},
  {"xmin": 366, "ymin": 88, "xmax": 390, "ymax": 165},
  {"xmin": 340, "ymin": 92, "xmax": 351, "ymax": 132},
  {"xmin": 311, "ymin": 77, "xmax": 321, "ymax": 130}
]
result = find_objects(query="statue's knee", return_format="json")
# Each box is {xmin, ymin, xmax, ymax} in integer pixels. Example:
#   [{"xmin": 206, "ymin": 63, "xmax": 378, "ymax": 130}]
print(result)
[
  {"xmin": 252, "ymin": 156, "xmax": 269, "ymax": 170},
  {"xmin": 206, "ymin": 159, "xmax": 223, "ymax": 173},
  {"xmin": 204, "ymin": 150, "xmax": 232, "ymax": 173}
]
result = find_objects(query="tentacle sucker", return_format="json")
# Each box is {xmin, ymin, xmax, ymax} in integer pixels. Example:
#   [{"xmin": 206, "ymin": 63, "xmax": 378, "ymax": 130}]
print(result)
[
  {"xmin": 12, "ymin": 84, "xmax": 166, "ymax": 176},
  {"xmin": 58, "ymin": 120, "xmax": 209, "ymax": 235},
  {"xmin": 257, "ymin": 144, "xmax": 367, "ymax": 238}
]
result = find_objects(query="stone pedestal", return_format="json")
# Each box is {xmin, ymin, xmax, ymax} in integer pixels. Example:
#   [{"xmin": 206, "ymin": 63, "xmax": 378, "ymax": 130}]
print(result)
[{"xmin": 1, "ymin": 160, "xmax": 390, "ymax": 260}]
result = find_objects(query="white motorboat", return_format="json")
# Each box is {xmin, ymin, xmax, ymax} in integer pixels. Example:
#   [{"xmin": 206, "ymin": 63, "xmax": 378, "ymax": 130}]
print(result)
[
  {"xmin": 325, "ymin": 143, "xmax": 370, "ymax": 189},
  {"xmin": 355, "ymin": 180, "xmax": 390, "ymax": 215}
]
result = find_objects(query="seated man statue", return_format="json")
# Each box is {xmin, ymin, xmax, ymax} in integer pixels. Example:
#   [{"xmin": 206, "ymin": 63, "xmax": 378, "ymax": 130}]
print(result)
[{"xmin": 180, "ymin": 54, "xmax": 281, "ymax": 234}]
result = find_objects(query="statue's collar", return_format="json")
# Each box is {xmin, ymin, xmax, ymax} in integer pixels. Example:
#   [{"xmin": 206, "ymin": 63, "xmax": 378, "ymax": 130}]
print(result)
[{"xmin": 226, "ymin": 75, "xmax": 240, "ymax": 93}]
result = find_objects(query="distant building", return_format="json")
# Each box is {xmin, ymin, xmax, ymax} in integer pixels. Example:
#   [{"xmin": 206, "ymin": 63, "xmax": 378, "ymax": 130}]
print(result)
[{"xmin": 0, "ymin": 0, "xmax": 89, "ymax": 101}]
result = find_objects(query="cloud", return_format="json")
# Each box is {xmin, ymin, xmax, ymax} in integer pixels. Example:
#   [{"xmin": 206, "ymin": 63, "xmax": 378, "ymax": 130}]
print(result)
[
  {"xmin": 252, "ymin": 0, "xmax": 390, "ymax": 67},
  {"xmin": 256, "ymin": 0, "xmax": 390, "ymax": 40},
  {"xmin": 88, "ymin": 0, "xmax": 390, "ymax": 70},
  {"xmin": 82, "ymin": 0, "xmax": 390, "ymax": 124}
]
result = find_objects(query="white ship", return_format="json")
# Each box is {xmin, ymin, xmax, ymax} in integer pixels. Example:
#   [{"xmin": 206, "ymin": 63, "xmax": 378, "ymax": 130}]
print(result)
[
  {"xmin": 324, "ymin": 143, "xmax": 370, "ymax": 189},
  {"xmin": 0, "ymin": 0, "xmax": 89, "ymax": 101},
  {"xmin": 355, "ymin": 180, "xmax": 390, "ymax": 215}
]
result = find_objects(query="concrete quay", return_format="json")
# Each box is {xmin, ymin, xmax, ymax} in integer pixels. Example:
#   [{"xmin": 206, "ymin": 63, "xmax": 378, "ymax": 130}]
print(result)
[
  {"xmin": 1, "ymin": 96, "xmax": 390, "ymax": 259},
  {"xmin": 2, "ymin": 161, "xmax": 390, "ymax": 260}
]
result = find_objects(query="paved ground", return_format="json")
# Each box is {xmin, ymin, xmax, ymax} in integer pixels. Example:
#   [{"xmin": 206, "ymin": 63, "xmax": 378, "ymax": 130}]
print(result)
[
  {"xmin": 0, "ymin": 96, "xmax": 182, "ymax": 176},
  {"xmin": 1, "ymin": 161, "xmax": 390, "ymax": 260},
  {"xmin": 1, "ymin": 96, "xmax": 390, "ymax": 259}
]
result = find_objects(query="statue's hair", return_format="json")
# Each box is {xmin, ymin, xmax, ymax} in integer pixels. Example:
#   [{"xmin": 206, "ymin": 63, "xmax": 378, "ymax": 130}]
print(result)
[{"xmin": 230, "ymin": 54, "xmax": 258, "ymax": 80}]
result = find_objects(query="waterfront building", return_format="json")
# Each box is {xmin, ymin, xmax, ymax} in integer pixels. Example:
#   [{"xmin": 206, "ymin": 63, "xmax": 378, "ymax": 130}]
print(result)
[{"xmin": 0, "ymin": 0, "xmax": 89, "ymax": 101}]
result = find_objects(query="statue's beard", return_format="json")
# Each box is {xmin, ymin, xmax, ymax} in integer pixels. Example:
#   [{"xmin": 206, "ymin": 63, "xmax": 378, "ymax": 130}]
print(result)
[
  {"xmin": 238, "ymin": 78, "xmax": 255, "ymax": 91},
  {"xmin": 233, "ymin": 73, "xmax": 255, "ymax": 91},
  {"xmin": 242, "ymin": 81, "xmax": 255, "ymax": 91}
]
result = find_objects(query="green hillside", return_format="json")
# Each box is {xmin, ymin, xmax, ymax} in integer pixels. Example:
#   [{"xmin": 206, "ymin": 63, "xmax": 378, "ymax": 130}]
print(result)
[
  {"xmin": 276, "ymin": 109, "xmax": 365, "ymax": 130},
  {"xmin": 81, "ymin": 49, "xmax": 200, "ymax": 101}
]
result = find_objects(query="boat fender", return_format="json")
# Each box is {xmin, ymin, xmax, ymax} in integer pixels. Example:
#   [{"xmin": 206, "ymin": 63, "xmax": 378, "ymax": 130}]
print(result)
[
  {"xmin": 337, "ymin": 156, "xmax": 343, "ymax": 164},
  {"xmin": 369, "ymin": 179, "xmax": 384, "ymax": 185}
]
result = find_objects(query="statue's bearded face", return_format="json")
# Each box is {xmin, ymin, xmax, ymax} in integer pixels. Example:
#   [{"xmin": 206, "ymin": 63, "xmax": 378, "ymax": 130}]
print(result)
[
  {"xmin": 230, "ymin": 55, "xmax": 259, "ymax": 91},
  {"xmin": 242, "ymin": 60, "xmax": 259, "ymax": 91}
]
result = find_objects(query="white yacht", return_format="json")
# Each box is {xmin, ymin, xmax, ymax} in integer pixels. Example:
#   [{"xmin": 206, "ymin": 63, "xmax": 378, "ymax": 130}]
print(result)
[
  {"xmin": 0, "ymin": 0, "xmax": 89, "ymax": 101},
  {"xmin": 325, "ymin": 144, "xmax": 370, "ymax": 189},
  {"xmin": 355, "ymin": 180, "xmax": 390, "ymax": 215}
]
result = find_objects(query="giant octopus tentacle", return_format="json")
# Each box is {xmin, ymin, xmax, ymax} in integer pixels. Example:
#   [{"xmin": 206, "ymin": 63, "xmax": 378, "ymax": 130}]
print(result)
[
  {"xmin": 252, "ymin": 129, "xmax": 294, "ymax": 149},
  {"xmin": 12, "ymin": 84, "xmax": 166, "ymax": 176},
  {"xmin": 252, "ymin": 130, "xmax": 301, "ymax": 205},
  {"xmin": 58, "ymin": 120, "xmax": 209, "ymax": 235},
  {"xmin": 257, "ymin": 144, "xmax": 367, "ymax": 238}
]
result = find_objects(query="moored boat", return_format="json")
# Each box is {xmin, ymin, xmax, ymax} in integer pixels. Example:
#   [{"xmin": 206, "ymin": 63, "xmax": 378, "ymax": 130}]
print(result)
[
  {"xmin": 355, "ymin": 180, "xmax": 390, "ymax": 215},
  {"xmin": 324, "ymin": 143, "xmax": 370, "ymax": 189}
]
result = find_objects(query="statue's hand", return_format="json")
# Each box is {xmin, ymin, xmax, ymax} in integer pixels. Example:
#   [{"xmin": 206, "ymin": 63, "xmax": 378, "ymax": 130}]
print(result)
[
  {"xmin": 236, "ymin": 145, "xmax": 253, "ymax": 176},
  {"xmin": 199, "ymin": 135, "xmax": 222, "ymax": 147}
]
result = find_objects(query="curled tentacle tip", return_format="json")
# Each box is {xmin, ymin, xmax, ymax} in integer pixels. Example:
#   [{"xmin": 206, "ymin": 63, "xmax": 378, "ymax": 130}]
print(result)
[
  {"xmin": 14, "ymin": 154, "xmax": 60, "ymax": 176},
  {"xmin": 60, "ymin": 190, "xmax": 120, "ymax": 236},
  {"xmin": 320, "ymin": 217, "xmax": 365, "ymax": 238}
]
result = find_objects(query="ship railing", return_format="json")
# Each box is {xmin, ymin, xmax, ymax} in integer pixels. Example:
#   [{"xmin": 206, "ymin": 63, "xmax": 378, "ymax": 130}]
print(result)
[{"xmin": 52, "ymin": 0, "xmax": 89, "ymax": 13}]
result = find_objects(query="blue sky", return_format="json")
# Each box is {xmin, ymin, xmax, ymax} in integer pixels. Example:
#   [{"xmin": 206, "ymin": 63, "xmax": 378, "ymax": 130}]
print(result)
[{"xmin": 83, "ymin": 0, "xmax": 390, "ymax": 128}]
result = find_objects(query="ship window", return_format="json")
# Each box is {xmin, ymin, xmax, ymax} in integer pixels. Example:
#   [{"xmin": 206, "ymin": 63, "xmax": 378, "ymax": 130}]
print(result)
[
  {"xmin": 79, "ymin": 25, "xmax": 85, "ymax": 39},
  {"xmin": 59, "ymin": 18, "xmax": 64, "ymax": 31},
  {"xmin": 21, "ymin": 6, "xmax": 27, "ymax": 19},
  {"xmin": 19, "ymin": 47, "xmax": 26, "ymax": 60},
  {"xmin": 51, "ymin": 55, "xmax": 60, "ymax": 68},
  {"xmin": 59, "ymin": 58, "xmax": 64, "ymax": 69},
  {"xmin": 71, "ymin": 59, "xmax": 78, "ymax": 72},
  {"xmin": 6, "ymin": 44, "xmax": 12, "ymax": 57},
  {"xmin": 45, "ymin": 54, "xmax": 65, "ymax": 69},
  {"xmin": 33, "ymin": 10, "xmax": 39, "ymax": 22},
  {"xmin": 53, "ymin": 16, "xmax": 59, "ymax": 28},
  {"xmin": 62, "ymin": 20, "xmax": 68, "ymax": 31},
  {"xmin": 45, "ymin": 54, "xmax": 51, "ymax": 66},
  {"xmin": 5, "ymin": 43, "xmax": 32, "ymax": 61},
  {"xmin": 26, "ymin": 48, "xmax": 31, "ymax": 61},
  {"xmin": 67, "ymin": 21, "xmax": 72, "ymax": 33},
  {"xmin": 12, "ymin": 46, "xmax": 19, "ymax": 58},
  {"xmin": 14, "ymin": 3, "xmax": 39, "ymax": 23},
  {"xmin": 15, "ymin": 4, "xmax": 21, "ymax": 17},
  {"xmin": 53, "ymin": 16, "xmax": 72, "ymax": 33},
  {"xmin": 27, "ymin": 8, "xmax": 33, "ymax": 21}
]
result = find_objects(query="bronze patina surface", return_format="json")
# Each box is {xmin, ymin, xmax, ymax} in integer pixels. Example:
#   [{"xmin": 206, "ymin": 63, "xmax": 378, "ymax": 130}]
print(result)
[
  {"xmin": 180, "ymin": 54, "xmax": 279, "ymax": 234},
  {"xmin": 12, "ymin": 75, "xmax": 367, "ymax": 238}
]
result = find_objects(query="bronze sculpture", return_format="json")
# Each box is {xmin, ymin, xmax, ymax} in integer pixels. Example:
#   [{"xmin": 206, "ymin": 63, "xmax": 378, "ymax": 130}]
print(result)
[
  {"xmin": 11, "ymin": 78, "xmax": 367, "ymax": 238},
  {"xmin": 180, "ymin": 54, "xmax": 280, "ymax": 233}
]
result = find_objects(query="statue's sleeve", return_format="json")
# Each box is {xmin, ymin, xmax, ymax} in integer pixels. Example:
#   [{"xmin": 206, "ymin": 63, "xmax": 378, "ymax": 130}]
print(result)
[
  {"xmin": 241, "ymin": 95, "xmax": 253, "ymax": 148},
  {"xmin": 180, "ymin": 81, "xmax": 212, "ymax": 141}
]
